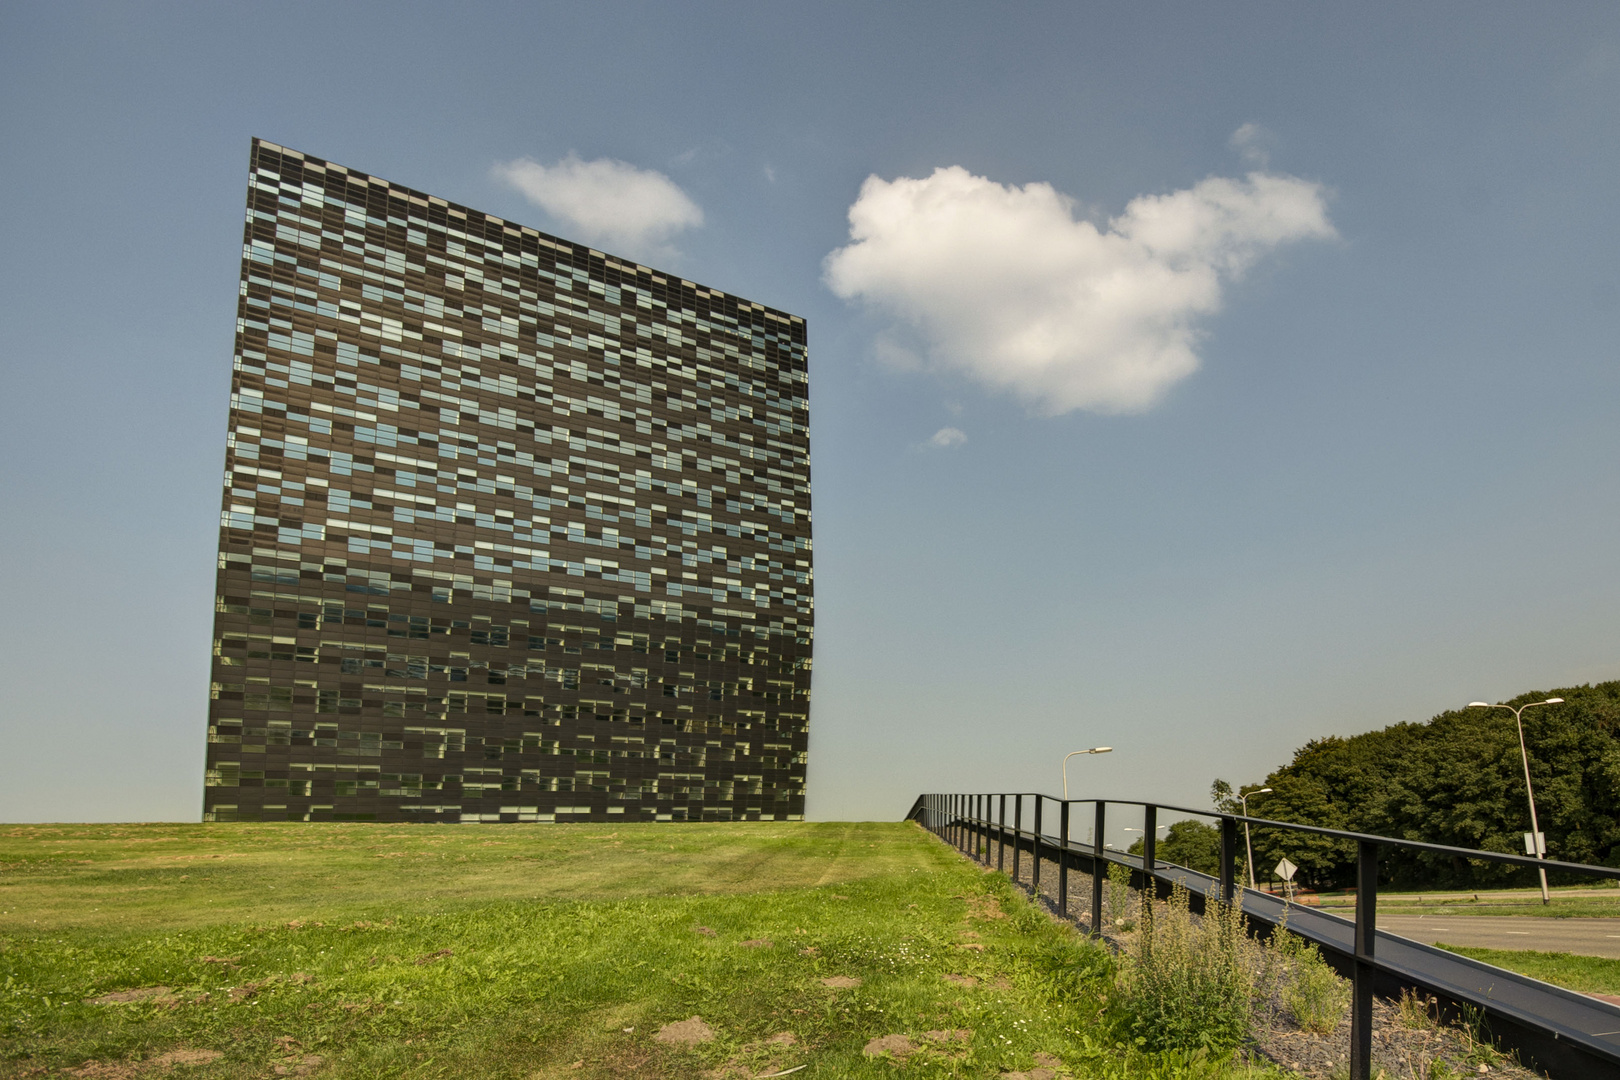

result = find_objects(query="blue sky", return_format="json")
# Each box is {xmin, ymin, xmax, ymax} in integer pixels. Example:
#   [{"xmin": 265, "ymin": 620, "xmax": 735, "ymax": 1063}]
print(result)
[{"xmin": 3, "ymin": 3, "xmax": 1619, "ymax": 830}]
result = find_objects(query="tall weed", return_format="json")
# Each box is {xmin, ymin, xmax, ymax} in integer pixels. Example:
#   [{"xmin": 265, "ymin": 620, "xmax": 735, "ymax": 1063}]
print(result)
[
  {"xmin": 1116, "ymin": 883, "xmax": 1254, "ymax": 1053},
  {"xmin": 1260, "ymin": 912, "xmax": 1349, "ymax": 1034},
  {"xmin": 1281, "ymin": 944, "xmax": 1347, "ymax": 1033}
]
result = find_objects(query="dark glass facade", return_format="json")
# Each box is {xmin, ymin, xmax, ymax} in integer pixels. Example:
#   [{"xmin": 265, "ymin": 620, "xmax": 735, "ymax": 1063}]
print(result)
[{"xmin": 203, "ymin": 139, "xmax": 812, "ymax": 824}]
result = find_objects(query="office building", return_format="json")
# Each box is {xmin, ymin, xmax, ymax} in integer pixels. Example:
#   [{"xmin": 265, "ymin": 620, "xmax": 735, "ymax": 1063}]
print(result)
[{"xmin": 204, "ymin": 139, "xmax": 811, "ymax": 823}]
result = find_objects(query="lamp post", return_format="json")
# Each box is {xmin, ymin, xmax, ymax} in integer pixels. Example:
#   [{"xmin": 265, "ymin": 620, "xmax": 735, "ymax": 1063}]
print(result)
[
  {"xmin": 1238, "ymin": 787, "xmax": 1272, "ymax": 891},
  {"xmin": 1062, "ymin": 747, "xmax": 1113, "ymax": 800},
  {"xmin": 1469, "ymin": 698, "xmax": 1563, "ymax": 904}
]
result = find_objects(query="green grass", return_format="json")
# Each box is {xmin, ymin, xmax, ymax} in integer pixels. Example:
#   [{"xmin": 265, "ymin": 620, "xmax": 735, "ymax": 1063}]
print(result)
[
  {"xmin": 1314, "ymin": 888, "xmax": 1620, "ymax": 920},
  {"xmin": 1436, "ymin": 945, "xmax": 1620, "ymax": 995},
  {"xmin": 0, "ymin": 821, "xmax": 937, "ymax": 932},
  {"xmin": 0, "ymin": 822, "xmax": 1279, "ymax": 1079}
]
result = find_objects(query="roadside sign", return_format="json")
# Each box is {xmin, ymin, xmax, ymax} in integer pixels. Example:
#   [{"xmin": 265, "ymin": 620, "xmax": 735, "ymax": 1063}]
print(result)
[
  {"xmin": 1275, "ymin": 858, "xmax": 1298, "ymax": 881},
  {"xmin": 1524, "ymin": 832, "xmax": 1546, "ymax": 856}
]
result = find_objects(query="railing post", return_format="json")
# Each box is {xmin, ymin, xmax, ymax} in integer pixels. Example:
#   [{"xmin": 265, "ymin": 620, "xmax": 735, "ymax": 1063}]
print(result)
[
  {"xmin": 1058, "ymin": 800, "xmax": 1070, "ymax": 916},
  {"xmin": 1219, "ymin": 815, "xmax": 1237, "ymax": 903},
  {"xmin": 1033, "ymin": 797, "xmax": 1044, "ymax": 899},
  {"xmin": 997, "ymin": 794, "xmax": 1006, "ymax": 873},
  {"xmin": 1143, "ymin": 804, "xmax": 1157, "ymax": 872},
  {"xmin": 973, "ymin": 794, "xmax": 981, "ymax": 861},
  {"xmin": 965, "ymin": 793, "xmax": 978, "ymax": 861},
  {"xmin": 982, "ymin": 794, "xmax": 990, "ymax": 862},
  {"xmin": 1350, "ymin": 840, "xmax": 1379, "ymax": 1080},
  {"xmin": 1091, "ymin": 801, "xmax": 1106, "ymax": 936},
  {"xmin": 977, "ymin": 794, "xmax": 986, "ymax": 861},
  {"xmin": 1012, "ymin": 795, "xmax": 1023, "ymax": 882}
]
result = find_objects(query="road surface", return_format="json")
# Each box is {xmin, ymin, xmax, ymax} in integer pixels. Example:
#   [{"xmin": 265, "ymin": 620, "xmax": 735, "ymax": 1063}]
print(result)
[{"xmin": 1374, "ymin": 915, "xmax": 1620, "ymax": 959}]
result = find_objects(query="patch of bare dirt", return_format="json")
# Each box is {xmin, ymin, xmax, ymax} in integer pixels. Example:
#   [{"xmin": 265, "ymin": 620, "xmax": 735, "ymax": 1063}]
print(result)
[
  {"xmin": 963, "ymin": 894, "xmax": 1008, "ymax": 921},
  {"xmin": 655, "ymin": 1016, "xmax": 715, "ymax": 1046},
  {"xmin": 738, "ymin": 938, "xmax": 773, "ymax": 948},
  {"xmin": 228, "ymin": 980, "xmax": 269, "ymax": 1002},
  {"xmin": 84, "ymin": 986, "xmax": 175, "ymax": 1006},
  {"xmin": 692, "ymin": 925, "xmax": 718, "ymax": 937},
  {"xmin": 413, "ymin": 948, "xmax": 453, "ymax": 965},
  {"xmin": 820, "ymin": 976, "xmax": 862, "ymax": 988},
  {"xmin": 942, "ymin": 973, "xmax": 978, "ymax": 987},
  {"xmin": 922, "ymin": 1029, "xmax": 972, "ymax": 1043},
  {"xmin": 66, "ymin": 1048, "xmax": 224, "ymax": 1078},
  {"xmin": 862, "ymin": 1034, "xmax": 915, "ymax": 1059},
  {"xmin": 1001, "ymin": 1050, "xmax": 1065, "ymax": 1079}
]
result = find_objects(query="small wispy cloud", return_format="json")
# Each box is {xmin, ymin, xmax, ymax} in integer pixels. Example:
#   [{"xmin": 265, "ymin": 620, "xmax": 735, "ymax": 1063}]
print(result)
[
  {"xmin": 493, "ymin": 154, "xmax": 702, "ymax": 258},
  {"xmin": 1228, "ymin": 122, "xmax": 1275, "ymax": 168},
  {"xmin": 824, "ymin": 137, "xmax": 1335, "ymax": 416},
  {"xmin": 925, "ymin": 426, "xmax": 967, "ymax": 449}
]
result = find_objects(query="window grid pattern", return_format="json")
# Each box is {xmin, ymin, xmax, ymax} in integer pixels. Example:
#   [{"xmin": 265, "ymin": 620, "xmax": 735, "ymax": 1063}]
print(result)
[{"xmin": 203, "ymin": 139, "xmax": 812, "ymax": 825}]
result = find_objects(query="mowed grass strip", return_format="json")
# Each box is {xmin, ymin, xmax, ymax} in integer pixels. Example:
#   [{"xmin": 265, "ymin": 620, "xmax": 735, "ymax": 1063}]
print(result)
[
  {"xmin": 1316, "ymin": 897, "xmax": 1620, "ymax": 920},
  {"xmin": 1436, "ymin": 945, "xmax": 1620, "ymax": 995},
  {"xmin": 0, "ymin": 822, "xmax": 932, "ymax": 932},
  {"xmin": 1, "ymin": 822, "xmax": 1258, "ymax": 1079}
]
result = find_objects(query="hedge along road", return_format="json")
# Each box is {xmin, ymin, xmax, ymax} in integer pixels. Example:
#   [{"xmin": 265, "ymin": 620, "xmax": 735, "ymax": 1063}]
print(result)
[{"xmin": 1373, "ymin": 915, "xmax": 1620, "ymax": 959}]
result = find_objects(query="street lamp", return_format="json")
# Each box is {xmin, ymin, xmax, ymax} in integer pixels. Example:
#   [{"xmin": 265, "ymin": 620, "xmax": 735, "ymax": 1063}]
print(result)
[
  {"xmin": 1062, "ymin": 747, "xmax": 1113, "ymax": 800},
  {"xmin": 1469, "ymin": 698, "xmax": 1563, "ymax": 904},
  {"xmin": 1238, "ymin": 787, "xmax": 1272, "ymax": 891}
]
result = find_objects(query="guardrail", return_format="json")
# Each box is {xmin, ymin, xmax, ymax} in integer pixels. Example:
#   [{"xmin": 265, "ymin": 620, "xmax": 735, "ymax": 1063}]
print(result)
[{"xmin": 910, "ymin": 792, "xmax": 1620, "ymax": 1080}]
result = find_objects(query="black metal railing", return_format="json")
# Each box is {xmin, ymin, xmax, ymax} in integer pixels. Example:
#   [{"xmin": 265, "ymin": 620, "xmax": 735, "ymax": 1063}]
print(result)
[{"xmin": 911, "ymin": 792, "xmax": 1620, "ymax": 1080}]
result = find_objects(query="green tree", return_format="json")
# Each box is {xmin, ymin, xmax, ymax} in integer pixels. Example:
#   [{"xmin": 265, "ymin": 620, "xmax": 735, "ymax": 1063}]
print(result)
[
  {"xmin": 1128, "ymin": 819, "xmax": 1223, "ymax": 876},
  {"xmin": 1218, "ymin": 681, "xmax": 1620, "ymax": 889}
]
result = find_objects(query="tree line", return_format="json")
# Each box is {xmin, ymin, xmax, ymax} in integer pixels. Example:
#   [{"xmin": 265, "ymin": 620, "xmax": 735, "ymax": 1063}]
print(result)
[{"xmin": 1130, "ymin": 681, "xmax": 1620, "ymax": 890}]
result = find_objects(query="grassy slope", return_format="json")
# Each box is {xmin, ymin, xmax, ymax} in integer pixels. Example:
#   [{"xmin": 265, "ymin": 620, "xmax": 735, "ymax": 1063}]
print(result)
[
  {"xmin": 0, "ymin": 822, "xmax": 1266, "ymax": 1079},
  {"xmin": 0, "ymin": 821, "xmax": 932, "ymax": 932},
  {"xmin": 1436, "ymin": 946, "xmax": 1620, "ymax": 995}
]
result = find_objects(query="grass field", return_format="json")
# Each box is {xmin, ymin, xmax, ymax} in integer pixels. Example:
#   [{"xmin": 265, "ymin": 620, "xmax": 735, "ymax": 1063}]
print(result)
[
  {"xmin": 0, "ymin": 822, "xmax": 1276, "ymax": 1079},
  {"xmin": 1435, "ymin": 945, "xmax": 1620, "ymax": 995},
  {"xmin": 1314, "ymin": 887, "xmax": 1620, "ymax": 920}
]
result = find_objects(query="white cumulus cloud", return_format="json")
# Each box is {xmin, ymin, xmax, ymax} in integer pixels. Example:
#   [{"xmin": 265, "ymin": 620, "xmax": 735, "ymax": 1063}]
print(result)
[
  {"xmin": 823, "ymin": 161, "xmax": 1335, "ymax": 415},
  {"xmin": 925, "ymin": 426, "xmax": 967, "ymax": 449},
  {"xmin": 493, "ymin": 154, "xmax": 703, "ymax": 258}
]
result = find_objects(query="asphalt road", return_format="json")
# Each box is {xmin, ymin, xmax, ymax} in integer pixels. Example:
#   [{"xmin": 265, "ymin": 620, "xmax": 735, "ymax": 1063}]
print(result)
[{"xmin": 1376, "ymin": 915, "xmax": 1620, "ymax": 959}]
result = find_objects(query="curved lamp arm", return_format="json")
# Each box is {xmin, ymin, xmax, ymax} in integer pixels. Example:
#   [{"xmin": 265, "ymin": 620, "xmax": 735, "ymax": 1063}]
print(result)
[{"xmin": 1061, "ymin": 747, "xmax": 1113, "ymax": 800}]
